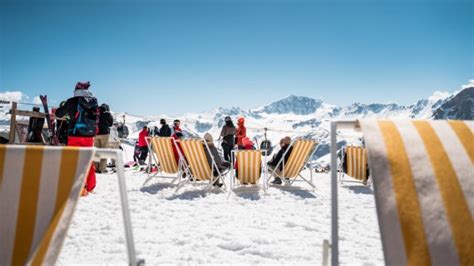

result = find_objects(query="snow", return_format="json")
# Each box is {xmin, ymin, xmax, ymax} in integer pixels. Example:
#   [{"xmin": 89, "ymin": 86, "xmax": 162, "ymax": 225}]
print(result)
[
  {"xmin": 427, "ymin": 91, "xmax": 451, "ymax": 102},
  {"xmin": 58, "ymin": 147, "xmax": 383, "ymax": 264}
]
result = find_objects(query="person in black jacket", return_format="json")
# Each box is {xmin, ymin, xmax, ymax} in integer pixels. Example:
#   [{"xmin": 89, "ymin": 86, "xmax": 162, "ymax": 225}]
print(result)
[
  {"xmin": 94, "ymin": 103, "xmax": 113, "ymax": 173},
  {"xmin": 55, "ymin": 81, "xmax": 99, "ymax": 195},
  {"xmin": 268, "ymin": 136, "xmax": 293, "ymax": 185},
  {"xmin": 220, "ymin": 116, "xmax": 236, "ymax": 162},
  {"xmin": 158, "ymin": 118, "xmax": 172, "ymax": 137}
]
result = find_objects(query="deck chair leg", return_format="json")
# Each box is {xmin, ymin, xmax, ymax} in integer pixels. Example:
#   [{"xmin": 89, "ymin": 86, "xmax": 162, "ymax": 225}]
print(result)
[
  {"xmin": 142, "ymin": 176, "xmax": 154, "ymax": 187},
  {"xmin": 299, "ymin": 174, "xmax": 316, "ymax": 189},
  {"xmin": 176, "ymin": 177, "xmax": 191, "ymax": 193},
  {"xmin": 115, "ymin": 151, "xmax": 138, "ymax": 265}
]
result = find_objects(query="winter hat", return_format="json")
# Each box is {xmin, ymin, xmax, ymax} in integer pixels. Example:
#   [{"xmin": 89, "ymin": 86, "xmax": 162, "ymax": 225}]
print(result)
[
  {"xmin": 74, "ymin": 81, "xmax": 93, "ymax": 98},
  {"xmin": 280, "ymin": 136, "xmax": 291, "ymax": 146},
  {"xmin": 242, "ymin": 137, "xmax": 253, "ymax": 147},
  {"xmin": 224, "ymin": 116, "xmax": 231, "ymax": 122},
  {"xmin": 101, "ymin": 103, "xmax": 110, "ymax": 112},
  {"xmin": 203, "ymin": 133, "xmax": 213, "ymax": 144},
  {"xmin": 75, "ymin": 81, "xmax": 90, "ymax": 90}
]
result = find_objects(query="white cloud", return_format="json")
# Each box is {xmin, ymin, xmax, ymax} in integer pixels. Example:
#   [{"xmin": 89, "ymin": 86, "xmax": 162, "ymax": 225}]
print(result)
[{"xmin": 0, "ymin": 91, "xmax": 25, "ymax": 103}]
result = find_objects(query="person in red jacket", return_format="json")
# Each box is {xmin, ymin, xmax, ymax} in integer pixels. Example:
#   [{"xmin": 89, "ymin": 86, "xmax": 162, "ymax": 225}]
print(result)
[
  {"xmin": 55, "ymin": 81, "xmax": 99, "ymax": 196},
  {"xmin": 236, "ymin": 117, "xmax": 246, "ymax": 149},
  {"xmin": 137, "ymin": 126, "xmax": 149, "ymax": 165}
]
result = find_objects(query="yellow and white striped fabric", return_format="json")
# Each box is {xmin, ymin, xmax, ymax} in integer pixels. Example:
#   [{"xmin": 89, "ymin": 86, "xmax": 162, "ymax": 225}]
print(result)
[
  {"xmin": 150, "ymin": 137, "xmax": 179, "ymax": 174},
  {"xmin": 236, "ymin": 150, "xmax": 262, "ymax": 184},
  {"xmin": 345, "ymin": 146, "xmax": 368, "ymax": 181},
  {"xmin": 359, "ymin": 120, "xmax": 473, "ymax": 266},
  {"xmin": 282, "ymin": 139, "xmax": 317, "ymax": 178},
  {"xmin": 180, "ymin": 139, "xmax": 212, "ymax": 181},
  {"xmin": 0, "ymin": 145, "xmax": 94, "ymax": 265}
]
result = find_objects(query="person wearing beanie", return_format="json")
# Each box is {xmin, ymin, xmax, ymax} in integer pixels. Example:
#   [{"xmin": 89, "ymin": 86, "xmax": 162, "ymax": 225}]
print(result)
[
  {"xmin": 56, "ymin": 81, "xmax": 99, "ymax": 196},
  {"xmin": 203, "ymin": 133, "xmax": 228, "ymax": 187},
  {"xmin": 219, "ymin": 116, "xmax": 236, "ymax": 162},
  {"xmin": 157, "ymin": 118, "xmax": 171, "ymax": 137},
  {"xmin": 235, "ymin": 117, "xmax": 246, "ymax": 149},
  {"xmin": 268, "ymin": 136, "xmax": 293, "ymax": 185}
]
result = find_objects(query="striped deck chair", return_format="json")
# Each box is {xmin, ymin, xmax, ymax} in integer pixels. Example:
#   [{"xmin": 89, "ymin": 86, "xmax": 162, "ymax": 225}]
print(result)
[
  {"xmin": 143, "ymin": 137, "xmax": 182, "ymax": 186},
  {"xmin": 178, "ymin": 139, "xmax": 226, "ymax": 191},
  {"xmin": 0, "ymin": 145, "xmax": 140, "ymax": 265},
  {"xmin": 339, "ymin": 146, "xmax": 369, "ymax": 185},
  {"xmin": 268, "ymin": 139, "xmax": 318, "ymax": 188},
  {"xmin": 360, "ymin": 120, "xmax": 473, "ymax": 266},
  {"xmin": 231, "ymin": 150, "xmax": 267, "ymax": 191}
]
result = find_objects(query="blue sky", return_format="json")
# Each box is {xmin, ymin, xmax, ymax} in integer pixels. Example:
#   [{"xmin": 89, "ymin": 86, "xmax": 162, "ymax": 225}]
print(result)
[{"xmin": 1, "ymin": 0, "xmax": 472, "ymax": 116}]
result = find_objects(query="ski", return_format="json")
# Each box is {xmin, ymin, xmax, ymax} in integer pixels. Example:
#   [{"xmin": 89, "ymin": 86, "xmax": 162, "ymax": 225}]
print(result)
[{"xmin": 39, "ymin": 95, "xmax": 58, "ymax": 145}]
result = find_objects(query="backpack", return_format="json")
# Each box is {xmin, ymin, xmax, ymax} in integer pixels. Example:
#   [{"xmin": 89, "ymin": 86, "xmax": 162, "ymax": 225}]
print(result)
[{"xmin": 70, "ymin": 100, "xmax": 98, "ymax": 137}]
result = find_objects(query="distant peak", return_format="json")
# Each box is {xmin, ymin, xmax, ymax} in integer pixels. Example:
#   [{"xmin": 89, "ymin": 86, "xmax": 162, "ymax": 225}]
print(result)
[{"xmin": 255, "ymin": 95, "xmax": 323, "ymax": 115}]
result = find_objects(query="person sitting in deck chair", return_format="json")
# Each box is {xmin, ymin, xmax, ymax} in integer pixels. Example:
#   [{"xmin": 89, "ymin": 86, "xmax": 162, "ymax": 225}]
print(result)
[
  {"xmin": 203, "ymin": 133, "xmax": 229, "ymax": 187},
  {"xmin": 268, "ymin": 136, "xmax": 293, "ymax": 185}
]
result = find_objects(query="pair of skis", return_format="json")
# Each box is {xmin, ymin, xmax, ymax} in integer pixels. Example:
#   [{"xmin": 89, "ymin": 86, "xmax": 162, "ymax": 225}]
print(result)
[{"xmin": 39, "ymin": 95, "xmax": 59, "ymax": 145}]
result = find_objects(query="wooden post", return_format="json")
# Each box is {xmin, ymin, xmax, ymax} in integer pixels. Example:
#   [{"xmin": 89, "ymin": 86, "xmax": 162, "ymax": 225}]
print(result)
[{"xmin": 8, "ymin": 102, "xmax": 17, "ymax": 144}]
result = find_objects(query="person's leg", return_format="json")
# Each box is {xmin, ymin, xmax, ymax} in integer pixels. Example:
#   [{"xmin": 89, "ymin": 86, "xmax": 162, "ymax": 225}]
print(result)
[
  {"xmin": 93, "ymin": 136, "xmax": 101, "ymax": 171},
  {"xmin": 110, "ymin": 142, "xmax": 119, "ymax": 166},
  {"xmin": 267, "ymin": 164, "xmax": 282, "ymax": 184},
  {"xmin": 139, "ymin": 146, "xmax": 148, "ymax": 164},
  {"xmin": 223, "ymin": 145, "xmax": 231, "ymax": 162},
  {"xmin": 68, "ymin": 136, "xmax": 97, "ymax": 192},
  {"xmin": 99, "ymin": 135, "xmax": 109, "ymax": 172}
]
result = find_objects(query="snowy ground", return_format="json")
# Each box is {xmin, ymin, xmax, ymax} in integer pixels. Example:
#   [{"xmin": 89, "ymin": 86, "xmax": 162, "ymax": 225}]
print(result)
[{"xmin": 58, "ymin": 155, "xmax": 383, "ymax": 265}]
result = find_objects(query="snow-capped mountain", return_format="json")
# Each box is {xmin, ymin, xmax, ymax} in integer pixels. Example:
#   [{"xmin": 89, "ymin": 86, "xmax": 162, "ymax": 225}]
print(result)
[{"xmin": 433, "ymin": 86, "xmax": 474, "ymax": 120}]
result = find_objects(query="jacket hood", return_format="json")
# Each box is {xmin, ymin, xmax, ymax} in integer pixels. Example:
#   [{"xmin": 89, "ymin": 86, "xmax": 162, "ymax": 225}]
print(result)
[
  {"xmin": 77, "ymin": 97, "xmax": 98, "ymax": 112},
  {"xmin": 74, "ymin": 89, "xmax": 94, "ymax": 98},
  {"xmin": 203, "ymin": 133, "xmax": 213, "ymax": 144},
  {"xmin": 238, "ymin": 117, "xmax": 245, "ymax": 126}
]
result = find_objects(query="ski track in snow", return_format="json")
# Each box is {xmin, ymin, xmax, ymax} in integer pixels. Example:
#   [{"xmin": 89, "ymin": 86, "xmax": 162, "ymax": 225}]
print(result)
[{"xmin": 59, "ymin": 168, "xmax": 383, "ymax": 265}]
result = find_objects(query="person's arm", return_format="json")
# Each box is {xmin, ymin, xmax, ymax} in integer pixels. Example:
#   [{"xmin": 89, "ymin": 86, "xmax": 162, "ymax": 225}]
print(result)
[
  {"xmin": 220, "ymin": 127, "xmax": 225, "ymax": 137},
  {"xmin": 55, "ymin": 99, "xmax": 73, "ymax": 118},
  {"xmin": 210, "ymin": 147, "xmax": 223, "ymax": 166},
  {"xmin": 105, "ymin": 112, "xmax": 113, "ymax": 127},
  {"xmin": 271, "ymin": 149, "xmax": 285, "ymax": 166}
]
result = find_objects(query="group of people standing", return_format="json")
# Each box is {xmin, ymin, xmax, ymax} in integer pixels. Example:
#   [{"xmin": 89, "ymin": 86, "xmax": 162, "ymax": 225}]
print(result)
[{"xmin": 135, "ymin": 119, "xmax": 183, "ymax": 165}]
